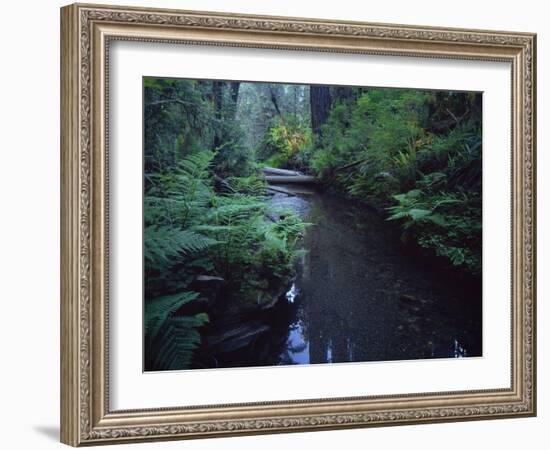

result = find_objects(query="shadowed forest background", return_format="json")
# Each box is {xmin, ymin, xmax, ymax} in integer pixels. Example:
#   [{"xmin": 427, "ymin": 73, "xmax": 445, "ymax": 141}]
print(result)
[{"xmin": 143, "ymin": 77, "xmax": 482, "ymax": 371}]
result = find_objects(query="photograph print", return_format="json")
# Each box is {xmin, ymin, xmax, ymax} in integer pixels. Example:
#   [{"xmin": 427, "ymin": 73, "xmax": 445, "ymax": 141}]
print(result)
[{"xmin": 143, "ymin": 77, "xmax": 482, "ymax": 372}]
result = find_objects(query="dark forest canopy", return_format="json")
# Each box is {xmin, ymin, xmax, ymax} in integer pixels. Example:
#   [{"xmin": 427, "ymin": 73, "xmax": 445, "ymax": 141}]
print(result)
[{"xmin": 143, "ymin": 76, "xmax": 482, "ymax": 370}]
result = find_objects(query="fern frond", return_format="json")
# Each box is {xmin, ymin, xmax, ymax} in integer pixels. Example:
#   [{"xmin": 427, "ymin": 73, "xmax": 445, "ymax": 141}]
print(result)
[
  {"xmin": 148, "ymin": 313, "xmax": 209, "ymax": 370},
  {"xmin": 176, "ymin": 151, "xmax": 214, "ymax": 179},
  {"xmin": 144, "ymin": 291, "xmax": 200, "ymax": 342},
  {"xmin": 144, "ymin": 226, "xmax": 218, "ymax": 265},
  {"xmin": 209, "ymin": 202, "xmax": 266, "ymax": 223},
  {"xmin": 144, "ymin": 290, "xmax": 209, "ymax": 371}
]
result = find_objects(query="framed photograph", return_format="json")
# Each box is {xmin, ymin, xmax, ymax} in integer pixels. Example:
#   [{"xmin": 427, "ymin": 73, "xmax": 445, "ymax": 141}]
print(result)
[{"xmin": 60, "ymin": 3, "xmax": 537, "ymax": 446}]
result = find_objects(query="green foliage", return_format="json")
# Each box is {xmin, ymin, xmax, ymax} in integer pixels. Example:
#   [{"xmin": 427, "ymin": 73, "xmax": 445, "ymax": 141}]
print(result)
[
  {"xmin": 144, "ymin": 151, "xmax": 216, "ymax": 370},
  {"xmin": 143, "ymin": 77, "xmax": 483, "ymax": 373},
  {"xmin": 226, "ymin": 175, "xmax": 268, "ymax": 196},
  {"xmin": 392, "ymin": 140, "xmax": 419, "ymax": 189},
  {"xmin": 258, "ymin": 115, "xmax": 312, "ymax": 170},
  {"xmin": 387, "ymin": 188, "xmax": 481, "ymax": 274},
  {"xmin": 144, "ymin": 150, "xmax": 307, "ymax": 370},
  {"xmin": 199, "ymin": 193, "xmax": 307, "ymax": 297},
  {"xmin": 144, "ymin": 78, "xmax": 213, "ymax": 172},
  {"xmin": 211, "ymin": 121, "xmax": 254, "ymax": 178},
  {"xmin": 305, "ymin": 87, "xmax": 482, "ymax": 274},
  {"xmin": 144, "ymin": 291, "xmax": 201, "ymax": 350},
  {"xmin": 144, "ymin": 77, "xmax": 254, "ymax": 178},
  {"xmin": 310, "ymin": 89, "xmax": 430, "ymax": 202},
  {"xmin": 386, "ymin": 122, "xmax": 482, "ymax": 273},
  {"xmin": 144, "ymin": 227, "xmax": 218, "ymax": 266},
  {"xmin": 144, "ymin": 291, "xmax": 209, "ymax": 371}
]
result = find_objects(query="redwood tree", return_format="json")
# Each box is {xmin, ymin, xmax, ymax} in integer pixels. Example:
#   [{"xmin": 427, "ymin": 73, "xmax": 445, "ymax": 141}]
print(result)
[{"xmin": 310, "ymin": 85, "xmax": 331, "ymax": 134}]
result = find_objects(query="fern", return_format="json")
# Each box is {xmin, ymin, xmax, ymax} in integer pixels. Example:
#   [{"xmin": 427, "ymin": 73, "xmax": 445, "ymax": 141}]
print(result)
[
  {"xmin": 144, "ymin": 226, "xmax": 218, "ymax": 265},
  {"xmin": 144, "ymin": 291, "xmax": 209, "ymax": 371},
  {"xmin": 226, "ymin": 175, "xmax": 268, "ymax": 196},
  {"xmin": 177, "ymin": 151, "xmax": 214, "ymax": 178},
  {"xmin": 145, "ymin": 291, "xmax": 198, "ymax": 340},
  {"xmin": 147, "ymin": 314, "xmax": 209, "ymax": 370},
  {"xmin": 387, "ymin": 188, "xmax": 481, "ymax": 273},
  {"xmin": 143, "ymin": 150, "xmax": 308, "ymax": 369}
]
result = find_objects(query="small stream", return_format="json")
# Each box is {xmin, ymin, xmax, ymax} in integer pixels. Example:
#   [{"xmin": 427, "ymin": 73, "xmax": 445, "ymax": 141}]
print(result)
[{"xmin": 194, "ymin": 185, "xmax": 482, "ymax": 369}]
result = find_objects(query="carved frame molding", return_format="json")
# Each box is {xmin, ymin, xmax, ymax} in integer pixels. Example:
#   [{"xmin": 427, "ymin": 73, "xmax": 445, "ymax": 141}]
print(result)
[{"xmin": 61, "ymin": 3, "xmax": 536, "ymax": 446}]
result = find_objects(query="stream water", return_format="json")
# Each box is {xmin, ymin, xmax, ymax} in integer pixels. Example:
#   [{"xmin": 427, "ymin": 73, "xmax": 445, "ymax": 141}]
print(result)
[{"xmin": 195, "ymin": 185, "xmax": 482, "ymax": 369}]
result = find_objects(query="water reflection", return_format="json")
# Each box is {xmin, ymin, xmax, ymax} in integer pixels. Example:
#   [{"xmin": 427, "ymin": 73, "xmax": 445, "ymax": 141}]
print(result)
[
  {"xmin": 279, "ymin": 320, "xmax": 310, "ymax": 365},
  {"xmin": 453, "ymin": 339, "xmax": 468, "ymax": 358},
  {"xmin": 270, "ymin": 186, "xmax": 482, "ymax": 366},
  {"xmin": 285, "ymin": 283, "xmax": 298, "ymax": 304}
]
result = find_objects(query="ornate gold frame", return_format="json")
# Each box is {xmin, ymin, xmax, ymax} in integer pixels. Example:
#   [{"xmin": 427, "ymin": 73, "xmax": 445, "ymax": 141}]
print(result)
[{"xmin": 60, "ymin": 3, "xmax": 536, "ymax": 446}]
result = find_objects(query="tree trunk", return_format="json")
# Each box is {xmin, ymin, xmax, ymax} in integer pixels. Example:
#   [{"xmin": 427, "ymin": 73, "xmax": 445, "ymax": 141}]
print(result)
[
  {"xmin": 228, "ymin": 81, "xmax": 240, "ymax": 117},
  {"xmin": 212, "ymin": 81, "xmax": 224, "ymax": 148},
  {"xmin": 268, "ymin": 85, "xmax": 282, "ymax": 117},
  {"xmin": 310, "ymin": 85, "xmax": 331, "ymax": 134}
]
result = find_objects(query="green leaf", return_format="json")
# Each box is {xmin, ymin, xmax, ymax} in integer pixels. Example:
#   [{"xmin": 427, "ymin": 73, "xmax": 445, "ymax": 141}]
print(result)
[
  {"xmin": 425, "ymin": 213, "xmax": 447, "ymax": 226},
  {"xmin": 407, "ymin": 208, "xmax": 432, "ymax": 220},
  {"xmin": 386, "ymin": 211, "xmax": 409, "ymax": 221}
]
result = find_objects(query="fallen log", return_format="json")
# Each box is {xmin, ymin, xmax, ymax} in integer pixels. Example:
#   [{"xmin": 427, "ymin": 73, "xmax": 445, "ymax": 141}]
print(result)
[
  {"xmin": 264, "ymin": 175, "xmax": 317, "ymax": 184},
  {"xmin": 262, "ymin": 167, "xmax": 303, "ymax": 176},
  {"xmin": 267, "ymin": 186, "xmax": 297, "ymax": 196},
  {"xmin": 333, "ymin": 158, "xmax": 369, "ymax": 173}
]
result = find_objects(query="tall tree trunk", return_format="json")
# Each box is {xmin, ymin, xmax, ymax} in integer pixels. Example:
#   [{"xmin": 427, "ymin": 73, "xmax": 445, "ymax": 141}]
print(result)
[
  {"xmin": 310, "ymin": 85, "xmax": 331, "ymax": 134},
  {"xmin": 212, "ymin": 81, "xmax": 224, "ymax": 148},
  {"xmin": 268, "ymin": 85, "xmax": 282, "ymax": 117},
  {"xmin": 228, "ymin": 81, "xmax": 240, "ymax": 118}
]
